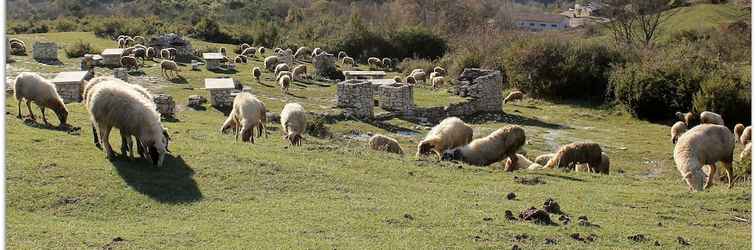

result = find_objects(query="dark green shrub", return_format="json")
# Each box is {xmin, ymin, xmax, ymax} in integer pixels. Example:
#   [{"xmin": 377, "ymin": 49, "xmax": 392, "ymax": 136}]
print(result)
[
  {"xmin": 335, "ymin": 29, "xmax": 392, "ymax": 63},
  {"xmin": 693, "ymin": 65, "xmax": 751, "ymax": 127},
  {"xmin": 391, "ymin": 26, "xmax": 448, "ymax": 60},
  {"xmin": 65, "ymin": 40, "xmax": 101, "ymax": 58}
]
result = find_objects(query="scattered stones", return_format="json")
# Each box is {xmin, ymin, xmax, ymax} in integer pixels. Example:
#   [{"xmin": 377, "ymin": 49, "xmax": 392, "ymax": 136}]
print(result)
[
  {"xmin": 32, "ymin": 42, "xmax": 58, "ymax": 61},
  {"xmin": 543, "ymin": 198, "xmax": 562, "ymax": 214},
  {"xmin": 677, "ymin": 236, "xmax": 690, "ymax": 246},
  {"xmin": 513, "ymin": 233, "xmax": 529, "ymax": 241},
  {"xmin": 153, "ymin": 94, "xmax": 176, "ymax": 118},
  {"xmin": 654, "ymin": 241, "xmax": 662, "ymax": 246},
  {"xmin": 506, "ymin": 192, "xmax": 517, "ymax": 200},
  {"xmin": 513, "ymin": 176, "xmax": 545, "ymax": 185},
  {"xmin": 505, "ymin": 210, "xmax": 516, "ymax": 220},
  {"xmin": 627, "ymin": 234, "xmax": 648, "ymax": 243},
  {"xmin": 570, "ymin": 233, "xmax": 584, "ymax": 242},
  {"xmin": 187, "ymin": 95, "xmax": 208, "ymax": 108},
  {"xmin": 403, "ymin": 213, "xmax": 414, "ymax": 220},
  {"xmin": 57, "ymin": 196, "xmax": 80, "ymax": 205},
  {"xmin": 558, "ymin": 214, "xmax": 571, "ymax": 225},
  {"xmin": 586, "ymin": 234, "xmax": 597, "ymax": 242},
  {"xmin": 544, "ymin": 238, "xmax": 558, "ymax": 245},
  {"xmin": 519, "ymin": 207, "xmax": 553, "ymax": 225}
]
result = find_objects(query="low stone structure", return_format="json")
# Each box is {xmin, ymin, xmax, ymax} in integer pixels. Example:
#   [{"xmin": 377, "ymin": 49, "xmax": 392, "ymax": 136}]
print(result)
[
  {"xmin": 153, "ymin": 94, "xmax": 176, "ymax": 118},
  {"xmin": 377, "ymin": 83, "xmax": 414, "ymax": 115},
  {"xmin": 51, "ymin": 71, "xmax": 91, "ymax": 103},
  {"xmin": 101, "ymin": 48, "xmax": 125, "ymax": 66},
  {"xmin": 32, "ymin": 42, "xmax": 57, "ymax": 61},
  {"xmin": 453, "ymin": 68, "xmax": 504, "ymax": 112},
  {"xmin": 187, "ymin": 95, "xmax": 208, "ymax": 108},
  {"xmin": 313, "ymin": 52, "xmax": 337, "ymax": 78},
  {"xmin": 343, "ymin": 71, "xmax": 386, "ymax": 80},
  {"xmin": 113, "ymin": 68, "xmax": 129, "ymax": 82},
  {"xmin": 275, "ymin": 49, "xmax": 294, "ymax": 66},
  {"xmin": 148, "ymin": 33, "xmax": 193, "ymax": 61},
  {"xmin": 205, "ymin": 78, "xmax": 238, "ymax": 107},
  {"xmin": 336, "ymin": 80, "xmax": 373, "ymax": 119},
  {"xmin": 203, "ymin": 53, "xmax": 224, "ymax": 70}
]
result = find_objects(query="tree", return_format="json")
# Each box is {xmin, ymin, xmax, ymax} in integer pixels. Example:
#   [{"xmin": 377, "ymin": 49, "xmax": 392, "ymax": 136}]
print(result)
[{"xmin": 604, "ymin": 0, "xmax": 673, "ymax": 47}]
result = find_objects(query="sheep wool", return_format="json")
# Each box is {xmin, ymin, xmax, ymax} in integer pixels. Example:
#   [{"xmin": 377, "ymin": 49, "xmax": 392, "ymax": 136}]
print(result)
[
  {"xmin": 368, "ymin": 134, "xmax": 404, "ymax": 155},
  {"xmin": 242, "ymin": 47, "xmax": 256, "ymax": 57},
  {"xmin": 534, "ymin": 153, "xmax": 555, "ymax": 166},
  {"xmin": 279, "ymin": 75, "xmax": 291, "ymax": 94},
  {"xmin": 253, "ymin": 67, "xmax": 262, "ymax": 82},
  {"xmin": 734, "ymin": 123, "xmax": 745, "ymax": 144},
  {"xmin": 674, "ymin": 124, "xmax": 735, "ymax": 191},
  {"xmin": 367, "ymin": 57, "xmax": 382, "ymax": 68},
  {"xmin": 294, "ymin": 47, "xmax": 310, "ymax": 59},
  {"xmin": 292, "ymin": 65, "xmax": 307, "ymax": 80},
  {"xmin": 741, "ymin": 142, "xmax": 751, "ymax": 162},
  {"xmin": 417, "ymin": 117, "xmax": 473, "ymax": 159},
  {"xmin": 503, "ymin": 153, "xmax": 536, "ymax": 171},
  {"xmin": 264, "ymin": 56, "xmax": 279, "ymax": 71},
  {"xmin": 338, "ymin": 51, "xmax": 347, "ymax": 60},
  {"xmin": 342, "ymin": 57, "xmax": 354, "ymax": 66},
  {"xmin": 700, "ymin": 111, "xmax": 724, "ymax": 125},
  {"xmin": 431, "ymin": 76, "xmax": 444, "ymax": 89},
  {"xmin": 671, "ymin": 121, "xmax": 687, "ymax": 144},
  {"xmin": 274, "ymin": 63, "xmax": 290, "ymax": 77},
  {"xmin": 160, "ymin": 60, "xmax": 179, "ymax": 79},
  {"xmin": 280, "ymin": 103, "xmax": 306, "ymax": 146},
  {"xmin": 504, "ymin": 91, "xmax": 524, "ymax": 103},
  {"xmin": 741, "ymin": 126, "xmax": 751, "ymax": 145},
  {"xmin": 13, "ymin": 72, "xmax": 68, "ymax": 127},
  {"xmin": 441, "ymin": 125, "xmax": 527, "ymax": 169},
  {"xmin": 220, "ymin": 92, "xmax": 266, "ymax": 143},
  {"xmin": 543, "ymin": 142, "xmax": 603, "ymax": 173}
]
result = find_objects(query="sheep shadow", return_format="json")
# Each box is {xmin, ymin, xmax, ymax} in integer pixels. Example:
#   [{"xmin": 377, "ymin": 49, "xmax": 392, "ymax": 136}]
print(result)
[
  {"xmin": 286, "ymin": 92, "xmax": 307, "ymax": 99},
  {"xmin": 529, "ymin": 172, "xmax": 586, "ymax": 182},
  {"xmin": 365, "ymin": 119, "xmax": 420, "ymax": 135},
  {"xmin": 20, "ymin": 117, "xmax": 76, "ymax": 133},
  {"xmin": 213, "ymin": 106, "xmax": 233, "ymax": 116},
  {"xmin": 112, "ymin": 155, "xmax": 203, "ymax": 204},
  {"xmin": 463, "ymin": 111, "xmax": 569, "ymax": 130},
  {"xmin": 296, "ymin": 79, "xmax": 330, "ymax": 87},
  {"xmin": 209, "ymin": 68, "xmax": 239, "ymax": 74},
  {"xmin": 257, "ymin": 81, "xmax": 275, "ymax": 88},
  {"xmin": 169, "ymin": 76, "xmax": 189, "ymax": 84},
  {"xmin": 127, "ymin": 70, "xmax": 146, "ymax": 76},
  {"xmin": 34, "ymin": 59, "xmax": 63, "ymax": 65},
  {"xmin": 161, "ymin": 116, "xmax": 180, "ymax": 123}
]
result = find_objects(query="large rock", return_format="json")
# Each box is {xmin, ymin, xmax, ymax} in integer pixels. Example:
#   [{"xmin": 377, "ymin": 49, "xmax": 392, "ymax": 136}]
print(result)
[
  {"xmin": 148, "ymin": 33, "xmax": 193, "ymax": 61},
  {"xmin": 32, "ymin": 42, "xmax": 57, "ymax": 61},
  {"xmin": 313, "ymin": 52, "xmax": 338, "ymax": 78}
]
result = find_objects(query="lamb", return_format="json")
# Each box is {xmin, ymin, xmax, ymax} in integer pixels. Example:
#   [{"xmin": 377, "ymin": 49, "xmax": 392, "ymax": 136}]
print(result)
[
  {"xmin": 311, "ymin": 48, "xmax": 322, "ymax": 58},
  {"xmin": 240, "ymin": 43, "xmax": 250, "ymax": 52},
  {"xmin": 393, "ymin": 76, "xmax": 402, "ymax": 83},
  {"xmin": 234, "ymin": 55, "xmax": 248, "ymax": 64},
  {"xmin": 671, "ymin": 121, "xmax": 688, "ymax": 144},
  {"xmin": 410, "ymin": 70, "xmax": 427, "ymax": 82},
  {"xmin": 342, "ymin": 57, "xmax": 354, "ymax": 67},
  {"xmin": 87, "ymin": 80, "xmax": 167, "ymax": 166},
  {"xmin": 274, "ymin": 63, "xmax": 290, "ymax": 77},
  {"xmin": 294, "ymin": 47, "xmax": 310, "ymax": 59},
  {"xmin": 441, "ymin": 126, "xmax": 526, "ymax": 170},
  {"xmin": 433, "ymin": 66, "xmax": 447, "ymax": 75},
  {"xmin": 279, "ymin": 75, "xmax": 291, "ymax": 94},
  {"xmin": 367, "ymin": 57, "xmax": 383, "ymax": 69},
  {"xmin": 220, "ymin": 92, "xmax": 267, "ymax": 143},
  {"xmin": 734, "ymin": 123, "xmax": 745, "ymax": 144},
  {"xmin": 700, "ymin": 111, "xmax": 724, "ymax": 125},
  {"xmin": 543, "ymin": 142, "xmax": 604, "ymax": 173},
  {"xmin": 337, "ymin": 51, "xmax": 347, "ymax": 60},
  {"xmin": 120, "ymin": 56, "xmax": 139, "ymax": 70},
  {"xmin": 673, "ymin": 124, "xmax": 736, "ymax": 191},
  {"xmin": 741, "ymin": 126, "xmax": 752, "ymax": 145},
  {"xmin": 257, "ymin": 47, "xmax": 266, "ymax": 55},
  {"xmin": 504, "ymin": 91, "xmax": 525, "ymax": 103},
  {"xmin": 368, "ymin": 134, "xmax": 404, "ymax": 155},
  {"xmin": 675, "ymin": 111, "xmax": 696, "ymax": 126},
  {"xmin": 534, "ymin": 153, "xmax": 555, "ymax": 166},
  {"xmin": 146, "ymin": 47, "xmax": 157, "ymax": 59},
  {"xmin": 431, "ymin": 76, "xmax": 444, "ymax": 89},
  {"xmin": 280, "ymin": 103, "xmax": 307, "ymax": 146},
  {"xmin": 382, "ymin": 58, "xmax": 391, "ymax": 69},
  {"xmin": 160, "ymin": 60, "xmax": 180, "ymax": 79},
  {"xmin": 503, "ymin": 154, "xmax": 537, "ymax": 171},
  {"xmin": 241, "ymin": 47, "xmax": 256, "ymax": 57},
  {"xmin": 13, "ymin": 72, "xmax": 68, "ymax": 127},
  {"xmin": 405, "ymin": 76, "xmax": 417, "ymax": 85},
  {"xmin": 291, "ymin": 65, "xmax": 307, "ymax": 81},
  {"xmin": 264, "ymin": 56, "xmax": 279, "ymax": 71},
  {"xmin": 416, "ymin": 117, "xmax": 473, "ymax": 159},
  {"xmin": 276, "ymin": 71, "xmax": 292, "ymax": 81},
  {"xmin": 252, "ymin": 67, "xmax": 262, "ymax": 82}
]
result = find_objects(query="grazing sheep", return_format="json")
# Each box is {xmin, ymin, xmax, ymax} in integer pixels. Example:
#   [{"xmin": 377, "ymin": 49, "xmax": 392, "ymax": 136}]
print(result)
[
  {"xmin": 429, "ymin": 72, "xmax": 439, "ymax": 81},
  {"xmin": 220, "ymin": 92, "xmax": 266, "ymax": 143},
  {"xmin": 264, "ymin": 56, "xmax": 279, "ymax": 71},
  {"xmin": 671, "ymin": 121, "xmax": 688, "ymax": 144},
  {"xmin": 441, "ymin": 126, "xmax": 526, "ymax": 170},
  {"xmin": 160, "ymin": 60, "xmax": 180, "ymax": 79},
  {"xmin": 382, "ymin": 58, "xmax": 391, "ymax": 69},
  {"xmin": 368, "ymin": 134, "xmax": 404, "ymax": 155},
  {"xmin": 241, "ymin": 47, "xmax": 256, "ymax": 57},
  {"xmin": 146, "ymin": 47, "xmax": 157, "ymax": 59},
  {"xmin": 133, "ymin": 36, "xmax": 146, "ymax": 45},
  {"xmin": 734, "ymin": 123, "xmax": 745, "ymax": 144},
  {"xmin": 285, "ymin": 48, "xmax": 293, "ymax": 55},
  {"xmin": 13, "ymin": 72, "xmax": 68, "ymax": 127},
  {"xmin": 741, "ymin": 142, "xmax": 751, "ymax": 161},
  {"xmin": 294, "ymin": 47, "xmax": 310, "ymax": 59},
  {"xmin": 410, "ymin": 70, "xmax": 426, "ymax": 82},
  {"xmin": 393, "ymin": 76, "xmax": 402, "ymax": 83},
  {"xmin": 417, "ymin": 117, "xmax": 473, "ymax": 159},
  {"xmin": 124, "ymin": 37, "xmax": 135, "ymax": 47},
  {"xmin": 279, "ymin": 75, "xmax": 291, "ymax": 94},
  {"xmin": 503, "ymin": 153, "xmax": 537, "ymax": 171},
  {"xmin": 257, "ymin": 47, "xmax": 266, "ymax": 55},
  {"xmin": 741, "ymin": 126, "xmax": 752, "ymax": 145},
  {"xmin": 240, "ymin": 43, "xmax": 250, "ymax": 52},
  {"xmin": 367, "ymin": 57, "xmax": 383, "ymax": 69},
  {"xmin": 311, "ymin": 48, "xmax": 322, "ymax": 58},
  {"xmin": 673, "ymin": 124, "xmax": 736, "ymax": 191},
  {"xmin": 166, "ymin": 48, "xmax": 177, "ymax": 59},
  {"xmin": 132, "ymin": 48, "xmax": 147, "ymax": 64},
  {"xmin": 405, "ymin": 76, "xmax": 417, "ymax": 85},
  {"xmin": 117, "ymin": 38, "xmax": 127, "ymax": 48},
  {"xmin": 252, "ymin": 67, "xmax": 262, "ymax": 82},
  {"xmin": 700, "ymin": 111, "xmax": 724, "ymax": 125},
  {"xmin": 274, "ymin": 63, "xmax": 290, "ymax": 77},
  {"xmin": 543, "ymin": 142, "xmax": 603, "ymax": 173},
  {"xmin": 120, "ymin": 56, "xmax": 139, "ymax": 71},
  {"xmin": 9, "ymin": 38, "xmax": 25, "ymax": 46},
  {"xmin": 292, "ymin": 65, "xmax": 307, "ymax": 81},
  {"xmin": 342, "ymin": 57, "xmax": 354, "ymax": 67},
  {"xmin": 594, "ymin": 152, "xmax": 611, "ymax": 174},
  {"xmin": 433, "ymin": 66, "xmax": 447, "ymax": 75},
  {"xmin": 276, "ymin": 71, "xmax": 292, "ymax": 81},
  {"xmin": 431, "ymin": 76, "xmax": 444, "ymax": 89},
  {"xmin": 160, "ymin": 48, "xmax": 173, "ymax": 60},
  {"xmin": 280, "ymin": 103, "xmax": 306, "ymax": 146},
  {"xmin": 337, "ymin": 51, "xmax": 347, "ymax": 60},
  {"xmin": 504, "ymin": 91, "xmax": 525, "ymax": 103},
  {"xmin": 534, "ymin": 153, "xmax": 555, "ymax": 166},
  {"xmin": 87, "ymin": 80, "xmax": 167, "ymax": 166},
  {"xmin": 234, "ymin": 55, "xmax": 248, "ymax": 64},
  {"xmin": 9, "ymin": 40, "xmax": 26, "ymax": 55},
  {"xmin": 274, "ymin": 47, "xmax": 283, "ymax": 54}
]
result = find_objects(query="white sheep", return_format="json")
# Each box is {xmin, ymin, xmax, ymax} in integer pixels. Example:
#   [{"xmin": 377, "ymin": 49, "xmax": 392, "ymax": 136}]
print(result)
[
  {"xmin": 120, "ymin": 56, "xmax": 139, "ymax": 70},
  {"xmin": 405, "ymin": 76, "xmax": 417, "ymax": 85},
  {"xmin": 257, "ymin": 47, "xmax": 266, "ymax": 55},
  {"xmin": 234, "ymin": 55, "xmax": 248, "ymax": 64},
  {"xmin": 220, "ymin": 92, "xmax": 267, "ymax": 143},
  {"xmin": 382, "ymin": 58, "xmax": 391, "ymax": 69},
  {"xmin": 417, "ymin": 117, "xmax": 473, "ymax": 159},
  {"xmin": 575, "ymin": 152, "xmax": 610, "ymax": 173},
  {"xmin": 276, "ymin": 71, "xmax": 292, "ymax": 81},
  {"xmin": 252, "ymin": 67, "xmax": 262, "ymax": 82},
  {"xmin": 273, "ymin": 47, "xmax": 283, "ymax": 54},
  {"xmin": 160, "ymin": 60, "xmax": 180, "ymax": 79},
  {"xmin": 741, "ymin": 142, "xmax": 751, "ymax": 162},
  {"xmin": 367, "ymin": 57, "xmax": 383, "ymax": 69},
  {"xmin": 700, "ymin": 111, "xmax": 724, "ymax": 125},
  {"xmin": 393, "ymin": 76, "xmax": 402, "ymax": 83},
  {"xmin": 87, "ymin": 80, "xmax": 167, "ymax": 166},
  {"xmin": 410, "ymin": 70, "xmax": 427, "ymax": 82},
  {"xmin": 337, "ymin": 51, "xmax": 347, "ymax": 60},
  {"xmin": 433, "ymin": 66, "xmax": 447, "ymax": 75},
  {"xmin": 503, "ymin": 153, "xmax": 538, "ymax": 171},
  {"xmin": 280, "ymin": 103, "xmax": 306, "ymax": 146},
  {"xmin": 368, "ymin": 134, "xmax": 404, "ymax": 155},
  {"xmin": 734, "ymin": 123, "xmax": 745, "ymax": 144},
  {"xmin": 741, "ymin": 126, "xmax": 751, "ymax": 145},
  {"xmin": 264, "ymin": 56, "xmax": 279, "ymax": 72},
  {"xmin": 342, "ymin": 57, "xmax": 354, "ymax": 68},
  {"xmin": 274, "ymin": 63, "xmax": 290, "ymax": 77},
  {"xmin": 291, "ymin": 65, "xmax": 307, "ymax": 81},
  {"xmin": 311, "ymin": 48, "xmax": 322, "ymax": 58},
  {"xmin": 441, "ymin": 126, "xmax": 527, "ymax": 170},
  {"xmin": 13, "ymin": 72, "xmax": 68, "ymax": 127},
  {"xmin": 240, "ymin": 43, "xmax": 251, "ymax": 52},
  {"xmin": 504, "ymin": 91, "xmax": 525, "ymax": 103},
  {"xmin": 279, "ymin": 75, "xmax": 291, "ymax": 94},
  {"xmin": 431, "ymin": 76, "xmax": 444, "ymax": 89},
  {"xmin": 534, "ymin": 153, "xmax": 555, "ymax": 166},
  {"xmin": 674, "ymin": 124, "xmax": 735, "ymax": 191},
  {"xmin": 429, "ymin": 72, "xmax": 439, "ymax": 81},
  {"xmin": 294, "ymin": 47, "xmax": 310, "ymax": 59},
  {"xmin": 671, "ymin": 121, "xmax": 687, "ymax": 144},
  {"xmin": 241, "ymin": 47, "xmax": 256, "ymax": 57}
]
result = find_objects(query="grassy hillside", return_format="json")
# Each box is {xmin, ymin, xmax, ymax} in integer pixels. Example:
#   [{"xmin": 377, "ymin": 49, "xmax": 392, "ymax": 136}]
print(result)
[
  {"xmin": 659, "ymin": 3, "xmax": 749, "ymax": 42},
  {"xmin": 5, "ymin": 32, "xmax": 751, "ymax": 248}
]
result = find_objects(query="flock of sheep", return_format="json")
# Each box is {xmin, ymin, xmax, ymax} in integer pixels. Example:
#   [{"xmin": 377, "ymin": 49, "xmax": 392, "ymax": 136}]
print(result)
[{"xmin": 7, "ymin": 35, "xmax": 751, "ymax": 193}]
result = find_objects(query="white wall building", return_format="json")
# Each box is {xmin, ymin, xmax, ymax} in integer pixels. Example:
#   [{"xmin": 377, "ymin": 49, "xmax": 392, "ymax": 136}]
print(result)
[{"xmin": 514, "ymin": 13, "xmax": 569, "ymax": 31}]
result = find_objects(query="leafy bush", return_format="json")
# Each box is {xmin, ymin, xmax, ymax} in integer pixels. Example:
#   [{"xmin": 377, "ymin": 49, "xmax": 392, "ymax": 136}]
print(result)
[
  {"xmin": 391, "ymin": 26, "xmax": 448, "ymax": 60},
  {"xmin": 693, "ymin": 65, "xmax": 751, "ymax": 127},
  {"xmin": 448, "ymin": 49, "xmax": 482, "ymax": 77},
  {"xmin": 65, "ymin": 40, "xmax": 101, "ymax": 58},
  {"xmin": 398, "ymin": 58, "xmax": 434, "ymax": 75},
  {"xmin": 192, "ymin": 17, "xmax": 232, "ymax": 43},
  {"xmin": 335, "ymin": 29, "xmax": 393, "ymax": 63},
  {"xmin": 52, "ymin": 17, "xmax": 79, "ymax": 32}
]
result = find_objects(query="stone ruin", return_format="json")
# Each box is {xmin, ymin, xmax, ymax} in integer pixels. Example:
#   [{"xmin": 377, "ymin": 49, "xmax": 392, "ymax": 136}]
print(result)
[
  {"xmin": 376, "ymin": 82, "xmax": 414, "ymax": 116},
  {"xmin": 153, "ymin": 94, "xmax": 176, "ymax": 118},
  {"xmin": 336, "ymin": 80, "xmax": 373, "ymax": 119},
  {"xmin": 113, "ymin": 68, "xmax": 129, "ymax": 82},
  {"xmin": 32, "ymin": 42, "xmax": 58, "ymax": 61},
  {"xmin": 452, "ymin": 68, "xmax": 504, "ymax": 112},
  {"xmin": 275, "ymin": 49, "xmax": 294, "ymax": 66},
  {"xmin": 313, "ymin": 52, "xmax": 337, "ymax": 78},
  {"xmin": 187, "ymin": 95, "xmax": 208, "ymax": 108},
  {"xmin": 148, "ymin": 33, "xmax": 193, "ymax": 61}
]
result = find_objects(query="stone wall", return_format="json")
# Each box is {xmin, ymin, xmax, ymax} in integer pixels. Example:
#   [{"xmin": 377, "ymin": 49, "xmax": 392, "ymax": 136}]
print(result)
[
  {"xmin": 377, "ymin": 83, "xmax": 414, "ymax": 115},
  {"xmin": 210, "ymin": 89, "xmax": 236, "ymax": 107},
  {"xmin": 336, "ymin": 80, "xmax": 373, "ymax": 119},
  {"xmin": 453, "ymin": 68, "xmax": 503, "ymax": 112},
  {"xmin": 32, "ymin": 42, "xmax": 57, "ymax": 61},
  {"xmin": 313, "ymin": 52, "xmax": 337, "ymax": 78},
  {"xmin": 153, "ymin": 94, "xmax": 176, "ymax": 118},
  {"xmin": 54, "ymin": 82, "xmax": 82, "ymax": 103},
  {"xmin": 148, "ymin": 33, "xmax": 193, "ymax": 61},
  {"xmin": 113, "ymin": 68, "xmax": 129, "ymax": 82}
]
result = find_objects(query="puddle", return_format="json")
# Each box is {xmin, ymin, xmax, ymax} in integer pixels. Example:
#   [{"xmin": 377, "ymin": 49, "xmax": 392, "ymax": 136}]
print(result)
[{"xmin": 543, "ymin": 130, "xmax": 561, "ymax": 151}]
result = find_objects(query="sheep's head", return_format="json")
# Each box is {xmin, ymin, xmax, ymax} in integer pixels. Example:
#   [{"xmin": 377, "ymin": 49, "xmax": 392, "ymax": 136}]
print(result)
[
  {"xmin": 671, "ymin": 135, "xmax": 678, "ymax": 144},
  {"xmin": 285, "ymin": 133, "xmax": 302, "ymax": 146},
  {"xmin": 441, "ymin": 148, "xmax": 463, "ymax": 161},
  {"xmin": 48, "ymin": 99, "xmax": 68, "ymax": 126},
  {"xmin": 162, "ymin": 128, "xmax": 172, "ymax": 153},
  {"xmin": 142, "ymin": 137, "xmax": 167, "ymax": 167},
  {"xmin": 682, "ymin": 171, "xmax": 705, "ymax": 192},
  {"xmin": 241, "ymin": 128, "xmax": 254, "ymax": 143},
  {"xmin": 416, "ymin": 141, "xmax": 435, "ymax": 157}
]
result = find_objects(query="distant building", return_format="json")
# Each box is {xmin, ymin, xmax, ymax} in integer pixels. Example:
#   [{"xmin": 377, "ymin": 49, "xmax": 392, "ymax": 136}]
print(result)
[{"xmin": 513, "ymin": 13, "xmax": 569, "ymax": 31}]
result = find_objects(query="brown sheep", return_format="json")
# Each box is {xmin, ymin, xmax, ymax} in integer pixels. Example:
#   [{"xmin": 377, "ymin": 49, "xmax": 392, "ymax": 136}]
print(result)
[
  {"xmin": 368, "ymin": 134, "xmax": 404, "ymax": 155},
  {"xmin": 543, "ymin": 142, "xmax": 604, "ymax": 173},
  {"xmin": 442, "ymin": 126, "xmax": 526, "ymax": 171}
]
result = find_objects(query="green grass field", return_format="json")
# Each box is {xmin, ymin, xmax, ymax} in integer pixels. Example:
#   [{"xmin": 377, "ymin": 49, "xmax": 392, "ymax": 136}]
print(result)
[{"xmin": 5, "ymin": 31, "xmax": 751, "ymax": 249}]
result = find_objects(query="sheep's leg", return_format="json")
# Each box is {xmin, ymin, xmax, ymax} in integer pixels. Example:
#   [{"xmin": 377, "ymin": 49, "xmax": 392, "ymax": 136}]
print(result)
[
  {"xmin": 17, "ymin": 99, "xmax": 23, "ymax": 119},
  {"xmin": 705, "ymin": 164, "xmax": 717, "ymax": 189},
  {"xmin": 723, "ymin": 161, "xmax": 734, "ymax": 189},
  {"xmin": 26, "ymin": 100, "xmax": 35, "ymax": 120},
  {"xmin": 92, "ymin": 123, "xmax": 101, "ymax": 149},
  {"xmin": 40, "ymin": 106, "xmax": 49, "ymax": 126},
  {"xmin": 98, "ymin": 125, "xmax": 115, "ymax": 159}
]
